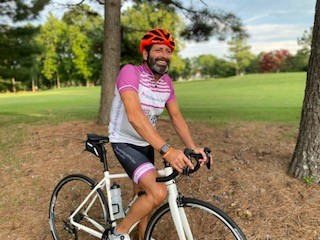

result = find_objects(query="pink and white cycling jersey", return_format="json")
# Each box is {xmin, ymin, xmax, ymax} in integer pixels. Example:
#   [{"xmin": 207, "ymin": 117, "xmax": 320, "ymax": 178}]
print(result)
[{"xmin": 109, "ymin": 64, "xmax": 176, "ymax": 146}]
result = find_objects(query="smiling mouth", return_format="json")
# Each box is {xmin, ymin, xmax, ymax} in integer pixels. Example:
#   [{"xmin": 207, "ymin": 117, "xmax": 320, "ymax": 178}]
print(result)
[{"xmin": 156, "ymin": 60, "xmax": 168, "ymax": 66}]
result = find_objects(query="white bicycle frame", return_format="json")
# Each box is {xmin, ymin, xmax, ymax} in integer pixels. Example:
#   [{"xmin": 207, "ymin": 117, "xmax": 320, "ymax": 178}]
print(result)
[{"xmin": 67, "ymin": 165, "xmax": 194, "ymax": 240}]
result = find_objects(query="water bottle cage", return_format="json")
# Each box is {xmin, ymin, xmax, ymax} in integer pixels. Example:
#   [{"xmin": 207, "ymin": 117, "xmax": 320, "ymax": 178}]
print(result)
[{"xmin": 112, "ymin": 203, "xmax": 121, "ymax": 214}]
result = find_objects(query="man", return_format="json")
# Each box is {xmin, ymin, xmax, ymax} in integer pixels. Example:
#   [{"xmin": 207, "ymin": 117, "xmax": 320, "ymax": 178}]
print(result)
[{"xmin": 108, "ymin": 28, "xmax": 209, "ymax": 240}]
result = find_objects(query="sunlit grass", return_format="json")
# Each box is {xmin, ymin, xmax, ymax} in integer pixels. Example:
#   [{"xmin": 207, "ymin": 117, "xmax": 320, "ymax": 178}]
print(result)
[
  {"xmin": 173, "ymin": 72, "xmax": 306, "ymax": 125},
  {"xmin": 0, "ymin": 87, "xmax": 101, "ymax": 126}
]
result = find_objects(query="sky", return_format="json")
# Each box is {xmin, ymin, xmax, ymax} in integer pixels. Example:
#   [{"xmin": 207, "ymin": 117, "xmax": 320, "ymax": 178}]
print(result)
[
  {"xmin": 180, "ymin": 0, "xmax": 316, "ymax": 58},
  {"xmin": 34, "ymin": 0, "xmax": 316, "ymax": 59}
]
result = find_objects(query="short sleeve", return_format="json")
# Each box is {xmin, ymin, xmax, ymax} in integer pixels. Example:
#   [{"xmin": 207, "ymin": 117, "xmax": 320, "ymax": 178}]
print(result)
[
  {"xmin": 164, "ymin": 75, "xmax": 176, "ymax": 103},
  {"xmin": 117, "ymin": 64, "xmax": 139, "ymax": 93}
]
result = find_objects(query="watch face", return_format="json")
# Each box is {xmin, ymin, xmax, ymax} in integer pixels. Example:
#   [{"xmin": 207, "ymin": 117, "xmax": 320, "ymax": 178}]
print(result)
[{"xmin": 161, "ymin": 144, "xmax": 170, "ymax": 155}]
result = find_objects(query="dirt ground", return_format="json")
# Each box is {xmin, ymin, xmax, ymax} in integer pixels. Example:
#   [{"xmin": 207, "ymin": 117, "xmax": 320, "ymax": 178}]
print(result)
[{"xmin": 0, "ymin": 119, "xmax": 320, "ymax": 240}]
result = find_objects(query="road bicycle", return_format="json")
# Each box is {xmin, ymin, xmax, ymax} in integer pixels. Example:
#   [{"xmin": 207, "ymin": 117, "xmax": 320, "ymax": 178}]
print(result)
[{"xmin": 49, "ymin": 133, "xmax": 247, "ymax": 240}]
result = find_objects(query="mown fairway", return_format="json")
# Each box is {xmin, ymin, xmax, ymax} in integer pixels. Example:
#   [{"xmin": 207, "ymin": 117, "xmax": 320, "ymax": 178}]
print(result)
[
  {"xmin": 175, "ymin": 72, "xmax": 306, "ymax": 125},
  {"xmin": 0, "ymin": 72, "xmax": 306, "ymax": 127},
  {"xmin": 0, "ymin": 87, "xmax": 101, "ymax": 126}
]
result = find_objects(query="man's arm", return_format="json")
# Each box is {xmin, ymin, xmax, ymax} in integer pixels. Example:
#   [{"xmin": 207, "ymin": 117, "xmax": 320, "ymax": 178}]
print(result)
[
  {"xmin": 120, "ymin": 90, "xmax": 194, "ymax": 172},
  {"xmin": 166, "ymin": 100, "xmax": 208, "ymax": 164},
  {"xmin": 166, "ymin": 99, "xmax": 196, "ymax": 150},
  {"xmin": 120, "ymin": 90, "xmax": 166, "ymax": 152}
]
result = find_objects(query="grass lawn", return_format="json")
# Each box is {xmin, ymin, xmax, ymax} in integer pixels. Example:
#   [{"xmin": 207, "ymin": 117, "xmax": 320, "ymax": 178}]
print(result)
[
  {"xmin": 0, "ymin": 72, "xmax": 306, "ymax": 127},
  {"xmin": 0, "ymin": 87, "xmax": 101, "ymax": 126},
  {"xmin": 174, "ymin": 72, "xmax": 306, "ymax": 125}
]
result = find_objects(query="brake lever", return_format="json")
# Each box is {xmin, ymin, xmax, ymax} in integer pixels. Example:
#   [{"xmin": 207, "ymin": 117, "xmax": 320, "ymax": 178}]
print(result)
[
  {"xmin": 183, "ymin": 149, "xmax": 192, "ymax": 181},
  {"xmin": 183, "ymin": 166, "xmax": 191, "ymax": 182},
  {"xmin": 204, "ymin": 147, "xmax": 212, "ymax": 170}
]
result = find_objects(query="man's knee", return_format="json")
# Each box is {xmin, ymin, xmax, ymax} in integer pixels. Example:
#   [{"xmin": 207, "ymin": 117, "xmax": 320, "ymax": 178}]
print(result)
[
  {"xmin": 139, "ymin": 171, "xmax": 167, "ymax": 207},
  {"xmin": 149, "ymin": 184, "xmax": 167, "ymax": 207}
]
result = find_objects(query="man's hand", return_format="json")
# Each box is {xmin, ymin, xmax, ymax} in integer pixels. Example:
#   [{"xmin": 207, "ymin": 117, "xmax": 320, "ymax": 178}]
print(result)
[
  {"xmin": 193, "ymin": 147, "xmax": 213, "ymax": 167},
  {"xmin": 164, "ymin": 148, "xmax": 194, "ymax": 173}
]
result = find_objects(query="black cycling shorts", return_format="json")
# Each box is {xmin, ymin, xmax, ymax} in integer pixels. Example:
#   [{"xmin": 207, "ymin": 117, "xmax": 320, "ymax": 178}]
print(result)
[{"xmin": 111, "ymin": 143, "xmax": 156, "ymax": 184}]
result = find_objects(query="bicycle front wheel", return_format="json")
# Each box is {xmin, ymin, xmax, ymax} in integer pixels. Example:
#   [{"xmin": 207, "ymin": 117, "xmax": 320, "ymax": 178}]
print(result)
[
  {"xmin": 49, "ymin": 174, "xmax": 109, "ymax": 240},
  {"xmin": 144, "ymin": 197, "xmax": 246, "ymax": 240}
]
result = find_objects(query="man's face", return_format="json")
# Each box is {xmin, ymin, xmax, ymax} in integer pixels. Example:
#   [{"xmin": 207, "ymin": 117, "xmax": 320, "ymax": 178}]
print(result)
[{"xmin": 144, "ymin": 44, "xmax": 172, "ymax": 75}]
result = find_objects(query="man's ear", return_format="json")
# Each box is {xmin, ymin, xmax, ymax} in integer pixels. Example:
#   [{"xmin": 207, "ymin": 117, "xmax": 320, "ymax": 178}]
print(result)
[{"xmin": 142, "ymin": 49, "xmax": 148, "ymax": 61}]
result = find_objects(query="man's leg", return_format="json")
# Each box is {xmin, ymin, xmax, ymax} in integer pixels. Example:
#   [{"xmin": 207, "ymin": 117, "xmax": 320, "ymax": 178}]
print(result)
[
  {"xmin": 115, "ymin": 170, "xmax": 167, "ymax": 236},
  {"xmin": 132, "ymin": 183, "xmax": 148, "ymax": 240}
]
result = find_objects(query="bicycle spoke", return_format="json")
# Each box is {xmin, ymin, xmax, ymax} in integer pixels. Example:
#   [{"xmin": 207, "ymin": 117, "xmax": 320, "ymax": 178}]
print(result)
[
  {"xmin": 145, "ymin": 198, "xmax": 246, "ymax": 240},
  {"xmin": 49, "ymin": 175, "xmax": 108, "ymax": 240}
]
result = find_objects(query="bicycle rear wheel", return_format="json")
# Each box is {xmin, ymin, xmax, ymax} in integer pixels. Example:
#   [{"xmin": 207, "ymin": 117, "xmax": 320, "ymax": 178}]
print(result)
[
  {"xmin": 144, "ymin": 197, "xmax": 246, "ymax": 240},
  {"xmin": 49, "ymin": 174, "xmax": 109, "ymax": 240}
]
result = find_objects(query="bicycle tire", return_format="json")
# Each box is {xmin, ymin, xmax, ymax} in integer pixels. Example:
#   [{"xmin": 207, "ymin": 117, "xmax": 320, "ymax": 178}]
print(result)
[
  {"xmin": 49, "ymin": 174, "xmax": 109, "ymax": 240},
  {"xmin": 144, "ymin": 197, "xmax": 246, "ymax": 240}
]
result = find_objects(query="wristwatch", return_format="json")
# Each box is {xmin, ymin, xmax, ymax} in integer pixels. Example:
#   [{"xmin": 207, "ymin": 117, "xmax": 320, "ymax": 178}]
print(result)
[{"xmin": 160, "ymin": 143, "xmax": 171, "ymax": 156}]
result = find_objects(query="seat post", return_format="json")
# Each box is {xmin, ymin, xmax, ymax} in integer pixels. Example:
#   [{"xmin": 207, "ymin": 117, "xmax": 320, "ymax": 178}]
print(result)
[{"xmin": 101, "ymin": 145, "xmax": 109, "ymax": 172}]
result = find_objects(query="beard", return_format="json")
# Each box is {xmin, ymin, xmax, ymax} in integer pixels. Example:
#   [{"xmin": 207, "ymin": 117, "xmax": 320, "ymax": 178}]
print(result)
[{"xmin": 147, "ymin": 56, "xmax": 170, "ymax": 75}]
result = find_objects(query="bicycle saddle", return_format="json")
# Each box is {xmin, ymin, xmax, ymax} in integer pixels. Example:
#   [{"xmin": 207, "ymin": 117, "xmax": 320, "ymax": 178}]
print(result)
[{"xmin": 87, "ymin": 134, "xmax": 109, "ymax": 142}]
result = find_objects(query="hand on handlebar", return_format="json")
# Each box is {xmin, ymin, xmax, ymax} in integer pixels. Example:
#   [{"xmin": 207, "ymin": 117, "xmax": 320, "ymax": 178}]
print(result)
[
  {"xmin": 164, "ymin": 148, "xmax": 194, "ymax": 173},
  {"xmin": 192, "ymin": 147, "xmax": 207, "ymax": 166},
  {"xmin": 192, "ymin": 147, "xmax": 213, "ymax": 168},
  {"xmin": 157, "ymin": 147, "xmax": 212, "ymax": 182}
]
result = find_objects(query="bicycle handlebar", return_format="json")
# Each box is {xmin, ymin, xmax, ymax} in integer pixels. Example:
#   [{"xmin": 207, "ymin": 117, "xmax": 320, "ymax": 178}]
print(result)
[{"xmin": 156, "ymin": 147, "xmax": 212, "ymax": 183}]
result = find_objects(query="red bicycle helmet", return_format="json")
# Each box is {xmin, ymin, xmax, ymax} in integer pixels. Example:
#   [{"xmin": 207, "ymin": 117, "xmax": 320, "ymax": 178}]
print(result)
[{"xmin": 139, "ymin": 28, "xmax": 175, "ymax": 53}]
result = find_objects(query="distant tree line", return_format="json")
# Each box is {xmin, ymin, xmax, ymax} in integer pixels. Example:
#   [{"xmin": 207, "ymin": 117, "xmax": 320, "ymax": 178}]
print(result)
[{"xmin": 0, "ymin": 3, "xmax": 311, "ymax": 92}]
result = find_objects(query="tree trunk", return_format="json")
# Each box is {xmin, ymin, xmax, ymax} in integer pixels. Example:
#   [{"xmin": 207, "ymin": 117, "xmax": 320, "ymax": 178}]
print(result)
[
  {"xmin": 97, "ymin": 0, "xmax": 121, "ymax": 125},
  {"xmin": 11, "ymin": 78, "xmax": 16, "ymax": 92},
  {"xmin": 289, "ymin": 0, "xmax": 320, "ymax": 182},
  {"xmin": 32, "ymin": 78, "xmax": 34, "ymax": 92},
  {"xmin": 57, "ymin": 74, "xmax": 61, "ymax": 89}
]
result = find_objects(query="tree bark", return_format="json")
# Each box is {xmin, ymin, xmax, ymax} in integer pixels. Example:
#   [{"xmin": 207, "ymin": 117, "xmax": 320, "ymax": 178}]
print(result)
[
  {"xmin": 289, "ymin": 0, "xmax": 320, "ymax": 182},
  {"xmin": 97, "ymin": 0, "xmax": 121, "ymax": 125},
  {"xmin": 11, "ymin": 78, "xmax": 16, "ymax": 92},
  {"xmin": 57, "ymin": 73, "xmax": 61, "ymax": 89}
]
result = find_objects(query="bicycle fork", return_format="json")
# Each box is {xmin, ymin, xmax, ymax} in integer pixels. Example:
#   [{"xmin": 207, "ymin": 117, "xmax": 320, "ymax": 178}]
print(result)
[{"xmin": 166, "ymin": 181, "xmax": 193, "ymax": 240}]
